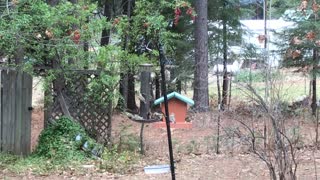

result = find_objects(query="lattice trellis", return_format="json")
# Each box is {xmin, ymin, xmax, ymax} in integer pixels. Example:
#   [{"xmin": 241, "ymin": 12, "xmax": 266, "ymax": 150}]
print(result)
[{"xmin": 47, "ymin": 70, "xmax": 112, "ymax": 144}]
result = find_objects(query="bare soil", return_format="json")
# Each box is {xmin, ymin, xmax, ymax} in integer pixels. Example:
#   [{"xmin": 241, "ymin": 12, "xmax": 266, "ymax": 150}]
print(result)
[
  {"xmin": 17, "ymin": 109, "xmax": 320, "ymax": 180},
  {"xmin": 4, "ymin": 73, "xmax": 320, "ymax": 180}
]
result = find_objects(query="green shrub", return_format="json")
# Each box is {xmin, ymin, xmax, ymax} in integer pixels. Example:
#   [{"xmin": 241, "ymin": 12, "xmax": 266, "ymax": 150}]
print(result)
[
  {"xmin": 34, "ymin": 117, "xmax": 91, "ymax": 163},
  {"xmin": 0, "ymin": 117, "xmax": 139, "ymax": 175},
  {"xmin": 0, "ymin": 117, "xmax": 100, "ymax": 174}
]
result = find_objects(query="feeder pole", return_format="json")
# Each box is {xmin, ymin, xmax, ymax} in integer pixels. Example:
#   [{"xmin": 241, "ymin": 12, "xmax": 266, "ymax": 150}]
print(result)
[{"xmin": 159, "ymin": 43, "xmax": 175, "ymax": 180}]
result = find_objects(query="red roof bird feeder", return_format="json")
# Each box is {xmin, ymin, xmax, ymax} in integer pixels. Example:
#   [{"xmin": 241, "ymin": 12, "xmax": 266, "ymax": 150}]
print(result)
[{"xmin": 153, "ymin": 92, "xmax": 194, "ymax": 129}]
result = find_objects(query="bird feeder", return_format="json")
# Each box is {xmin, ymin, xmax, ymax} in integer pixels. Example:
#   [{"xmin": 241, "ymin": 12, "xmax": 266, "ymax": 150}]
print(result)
[{"xmin": 154, "ymin": 92, "xmax": 194, "ymax": 128}]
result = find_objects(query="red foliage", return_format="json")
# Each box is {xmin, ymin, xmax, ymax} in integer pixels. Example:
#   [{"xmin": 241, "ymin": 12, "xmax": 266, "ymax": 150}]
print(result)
[
  {"xmin": 143, "ymin": 22, "xmax": 149, "ymax": 28},
  {"xmin": 174, "ymin": 8, "xmax": 181, "ymax": 26},
  {"xmin": 112, "ymin": 18, "xmax": 120, "ymax": 26},
  {"xmin": 306, "ymin": 31, "xmax": 316, "ymax": 41},
  {"xmin": 186, "ymin": 7, "xmax": 193, "ymax": 15},
  {"xmin": 72, "ymin": 30, "xmax": 80, "ymax": 44}
]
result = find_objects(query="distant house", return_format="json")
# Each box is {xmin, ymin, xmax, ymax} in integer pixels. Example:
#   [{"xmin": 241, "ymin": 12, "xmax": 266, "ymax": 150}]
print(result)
[
  {"xmin": 237, "ymin": 19, "xmax": 295, "ymax": 67},
  {"xmin": 209, "ymin": 19, "xmax": 295, "ymax": 71}
]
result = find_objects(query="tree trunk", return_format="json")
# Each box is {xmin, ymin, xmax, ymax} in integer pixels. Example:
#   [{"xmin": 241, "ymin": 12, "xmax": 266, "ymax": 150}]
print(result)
[
  {"xmin": 119, "ymin": 0, "xmax": 132, "ymax": 109},
  {"xmin": 46, "ymin": 0, "xmax": 59, "ymax": 6},
  {"xmin": 221, "ymin": 2, "xmax": 228, "ymax": 111},
  {"xmin": 101, "ymin": 0, "xmax": 112, "ymax": 46},
  {"xmin": 127, "ymin": 70, "xmax": 137, "ymax": 112},
  {"xmin": 139, "ymin": 67, "xmax": 152, "ymax": 154},
  {"xmin": 177, "ymin": 80, "xmax": 182, "ymax": 93},
  {"xmin": 14, "ymin": 43, "xmax": 24, "ymax": 65},
  {"xmin": 168, "ymin": 67, "xmax": 176, "ymax": 93},
  {"xmin": 83, "ymin": 16, "xmax": 89, "ymax": 69},
  {"xmin": 312, "ymin": 49, "xmax": 318, "ymax": 116},
  {"xmin": 155, "ymin": 73, "xmax": 160, "ymax": 99},
  {"xmin": 119, "ymin": 73, "xmax": 128, "ymax": 109},
  {"xmin": 193, "ymin": 0, "xmax": 209, "ymax": 112}
]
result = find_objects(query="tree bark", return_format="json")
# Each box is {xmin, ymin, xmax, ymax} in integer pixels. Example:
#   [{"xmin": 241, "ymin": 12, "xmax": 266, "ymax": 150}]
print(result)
[
  {"xmin": 193, "ymin": 0, "xmax": 209, "ymax": 112},
  {"xmin": 101, "ymin": 0, "xmax": 112, "ymax": 46},
  {"xmin": 119, "ymin": 0, "xmax": 132, "ymax": 109},
  {"xmin": 177, "ymin": 80, "xmax": 182, "ymax": 93},
  {"xmin": 14, "ymin": 43, "xmax": 24, "ymax": 65},
  {"xmin": 312, "ymin": 49, "xmax": 318, "ymax": 116},
  {"xmin": 46, "ymin": 0, "xmax": 59, "ymax": 6},
  {"xmin": 155, "ymin": 73, "xmax": 160, "ymax": 99},
  {"xmin": 139, "ymin": 67, "xmax": 151, "ymax": 155},
  {"xmin": 119, "ymin": 73, "xmax": 128, "ymax": 109},
  {"xmin": 127, "ymin": 70, "xmax": 137, "ymax": 112},
  {"xmin": 221, "ymin": 1, "xmax": 228, "ymax": 111}
]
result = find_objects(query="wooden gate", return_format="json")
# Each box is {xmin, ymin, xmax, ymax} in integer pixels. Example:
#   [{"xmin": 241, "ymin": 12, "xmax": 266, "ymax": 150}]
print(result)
[{"xmin": 0, "ymin": 69, "xmax": 32, "ymax": 155}]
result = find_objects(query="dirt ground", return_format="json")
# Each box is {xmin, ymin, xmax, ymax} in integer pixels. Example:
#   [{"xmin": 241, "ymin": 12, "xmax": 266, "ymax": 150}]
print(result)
[
  {"xmin": 6, "ymin": 73, "xmax": 320, "ymax": 180},
  {"xmin": 22, "ymin": 109, "xmax": 320, "ymax": 180}
]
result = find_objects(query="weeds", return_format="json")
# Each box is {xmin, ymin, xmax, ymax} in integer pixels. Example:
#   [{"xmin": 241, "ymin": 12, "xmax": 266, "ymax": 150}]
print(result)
[
  {"xmin": 118, "ymin": 124, "xmax": 140, "ymax": 153},
  {"xmin": 0, "ymin": 117, "xmax": 140, "ymax": 175},
  {"xmin": 100, "ymin": 145, "xmax": 139, "ymax": 174},
  {"xmin": 186, "ymin": 140, "xmax": 201, "ymax": 154}
]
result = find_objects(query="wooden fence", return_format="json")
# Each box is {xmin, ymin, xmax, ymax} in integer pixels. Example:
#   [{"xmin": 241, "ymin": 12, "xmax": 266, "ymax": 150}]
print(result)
[
  {"xmin": 45, "ymin": 70, "xmax": 112, "ymax": 145},
  {"xmin": 0, "ymin": 69, "xmax": 32, "ymax": 155}
]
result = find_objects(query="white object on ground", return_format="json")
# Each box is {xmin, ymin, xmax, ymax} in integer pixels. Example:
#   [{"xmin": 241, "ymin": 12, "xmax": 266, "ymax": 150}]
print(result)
[{"xmin": 144, "ymin": 165, "xmax": 170, "ymax": 174}]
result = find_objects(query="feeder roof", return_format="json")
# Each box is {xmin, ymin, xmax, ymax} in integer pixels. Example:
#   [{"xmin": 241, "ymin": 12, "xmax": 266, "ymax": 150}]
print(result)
[{"xmin": 154, "ymin": 92, "xmax": 194, "ymax": 106}]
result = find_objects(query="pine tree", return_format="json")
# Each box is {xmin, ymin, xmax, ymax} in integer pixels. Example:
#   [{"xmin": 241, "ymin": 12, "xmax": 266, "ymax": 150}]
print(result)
[
  {"xmin": 280, "ymin": 0, "xmax": 320, "ymax": 115},
  {"xmin": 194, "ymin": 0, "xmax": 209, "ymax": 112},
  {"xmin": 208, "ymin": 0, "xmax": 242, "ymax": 110}
]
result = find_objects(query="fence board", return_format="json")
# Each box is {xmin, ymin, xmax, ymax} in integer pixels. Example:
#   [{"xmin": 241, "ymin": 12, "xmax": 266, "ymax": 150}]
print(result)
[
  {"xmin": 14, "ymin": 72, "xmax": 22, "ymax": 155},
  {"xmin": 10, "ymin": 70, "xmax": 16, "ymax": 153},
  {"xmin": 2, "ymin": 70, "xmax": 12, "ymax": 152},
  {"xmin": 0, "ymin": 70, "xmax": 32, "ymax": 155},
  {"xmin": 22, "ymin": 73, "xmax": 32, "ymax": 155},
  {"xmin": 10, "ymin": 71, "xmax": 16, "ymax": 153},
  {"xmin": 0, "ymin": 70, "xmax": 2, "ymax": 152}
]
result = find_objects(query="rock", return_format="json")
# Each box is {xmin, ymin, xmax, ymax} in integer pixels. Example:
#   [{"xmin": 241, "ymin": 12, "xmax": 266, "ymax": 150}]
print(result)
[{"xmin": 82, "ymin": 165, "xmax": 95, "ymax": 169}]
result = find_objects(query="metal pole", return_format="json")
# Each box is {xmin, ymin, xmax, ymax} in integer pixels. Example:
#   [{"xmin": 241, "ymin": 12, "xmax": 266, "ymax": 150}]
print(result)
[{"xmin": 159, "ymin": 43, "xmax": 175, "ymax": 180}]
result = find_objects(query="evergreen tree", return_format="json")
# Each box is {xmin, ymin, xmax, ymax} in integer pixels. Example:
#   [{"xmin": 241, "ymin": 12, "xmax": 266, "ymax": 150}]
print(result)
[
  {"xmin": 208, "ymin": 0, "xmax": 242, "ymax": 110},
  {"xmin": 194, "ymin": 0, "xmax": 209, "ymax": 112},
  {"xmin": 280, "ymin": 0, "xmax": 320, "ymax": 115}
]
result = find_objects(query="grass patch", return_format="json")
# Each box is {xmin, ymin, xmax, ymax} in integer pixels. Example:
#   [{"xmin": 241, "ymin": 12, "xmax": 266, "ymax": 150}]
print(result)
[{"xmin": 208, "ymin": 70, "xmax": 320, "ymax": 103}]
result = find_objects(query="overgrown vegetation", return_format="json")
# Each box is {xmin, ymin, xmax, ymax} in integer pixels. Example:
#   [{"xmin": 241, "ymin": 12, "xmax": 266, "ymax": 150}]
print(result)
[{"xmin": 0, "ymin": 117, "xmax": 139, "ymax": 175}]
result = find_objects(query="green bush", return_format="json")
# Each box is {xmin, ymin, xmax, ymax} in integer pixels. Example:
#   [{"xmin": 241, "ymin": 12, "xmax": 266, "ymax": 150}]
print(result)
[
  {"xmin": 34, "ymin": 117, "xmax": 91, "ymax": 163},
  {"xmin": 0, "ymin": 117, "xmax": 139, "ymax": 175}
]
